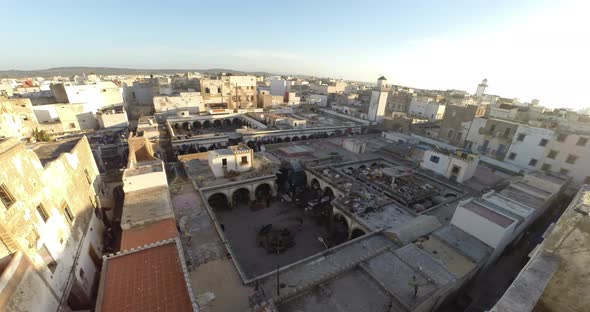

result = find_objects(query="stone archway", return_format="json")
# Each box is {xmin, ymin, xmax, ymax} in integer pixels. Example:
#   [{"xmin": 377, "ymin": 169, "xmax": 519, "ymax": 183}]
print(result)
[
  {"xmin": 301, "ymin": 135, "xmax": 307, "ymax": 140},
  {"xmin": 351, "ymin": 228, "xmax": 366, "ymax": 240},
  {"xmin": 232, "ymin": 188, "xmax": 251, "ymax": 209},
  {"xmin": 255, "ymin": 183, "xmax": 272, "ymax": 201},
  {"xmin": 208, "ymin": 145, "xmax": 216, "ymax": 151},
  {"xmin": 203, "ymin": 120, "xmax": 212, "ymax": 128},
  {"xmin": 214, "ymin": 119, "xmax": 222, "ymax": 127},
  {"xmin": 310, "ymin": 178, "xmax": 321, "ymax": 191},
  {"xmin": 182, "ymin": 122, "xmax": 191, "ymax": 131},
  {"xmin": 233, "ymin": 118, "xmax": 242, "ymax": 127},
  {"xmin": 223, "ymin": 119, "xmax": 232, "ymax": 127},
  {"xmin": 276, "ymin": 138, "xmax": 283, "ymax": 143},
  {"xmin": 208, "ymin": 193, "xmax": 229, "ymax": 210},
  {"xmin": 323, "ymin": 186, "xmax": 335, "ymax": 199},
  {"xmin": 292, "ymin": 136, "xmax": 300, "ymax": 142},
  {"xmin": 198, "ymin": 146, "xmax": 207, "ymax": 152},
  {"xmin": 193, "ymin": 121, "xmax": 202, "ymax": 129},
  {"xmin": 332, "ymin": 213, "xmax": 350, "ymax": 244},
  {"xmin": 284, "ymin": 137, "xmax": 291, "ymax": 142}
]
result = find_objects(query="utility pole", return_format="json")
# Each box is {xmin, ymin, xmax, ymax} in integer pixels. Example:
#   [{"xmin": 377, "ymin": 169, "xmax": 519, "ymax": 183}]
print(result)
[{"xmin": 276, "ymin": 264, "xmax": 280, "ymax": 297}]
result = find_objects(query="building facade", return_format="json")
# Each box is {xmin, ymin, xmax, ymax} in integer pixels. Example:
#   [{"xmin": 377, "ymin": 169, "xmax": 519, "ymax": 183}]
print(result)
[{"xmin": 0, "ymin": 136, "xmax": 105, "ymax": 311}]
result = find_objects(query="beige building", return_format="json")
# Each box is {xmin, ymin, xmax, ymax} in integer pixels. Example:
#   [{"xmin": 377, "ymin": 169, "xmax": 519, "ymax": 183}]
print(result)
[
  {"xmin": 200, "ymin": 75, "xmax": 257, "ymax": 109},
  {"xmin": 0, "ymin": 97, "xmax": 39, "ymax": 139},
  {"xmin": 0, "ymin": 136, "xmax": 106, "ymax": 311}
]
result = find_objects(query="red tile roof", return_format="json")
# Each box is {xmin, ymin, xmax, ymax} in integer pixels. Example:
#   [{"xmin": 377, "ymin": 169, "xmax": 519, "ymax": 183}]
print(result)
[
  {"xmin": 120, "ymin": 218, "xmax": 179, "ymax": 250},
  {"xmin": 97, "ymin": 241, "xmax": 195, "ymax": 312},
  {"xmin": 464, "ymin": 202, "xmax": 515, "ymax": 228}
]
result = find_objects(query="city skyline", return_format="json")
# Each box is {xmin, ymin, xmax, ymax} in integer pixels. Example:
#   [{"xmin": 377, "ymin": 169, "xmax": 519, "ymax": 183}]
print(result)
[{"xmin": 2, "ymin": 0, "xmax": 588, "ymax": 109}]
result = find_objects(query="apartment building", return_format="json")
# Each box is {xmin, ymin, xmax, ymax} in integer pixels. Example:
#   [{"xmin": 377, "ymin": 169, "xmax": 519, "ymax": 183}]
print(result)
[{"xmin": 0, "ymin": 136, "xmax": 105, "ymax": 311}]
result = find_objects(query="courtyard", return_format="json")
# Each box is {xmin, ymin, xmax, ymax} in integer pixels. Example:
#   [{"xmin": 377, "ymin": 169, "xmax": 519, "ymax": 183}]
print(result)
[{"xmin": 211, "ymin": 195, "xmax": 332, "ymax": 279}]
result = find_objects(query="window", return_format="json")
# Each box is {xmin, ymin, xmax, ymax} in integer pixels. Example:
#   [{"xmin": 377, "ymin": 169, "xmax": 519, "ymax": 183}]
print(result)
[
  {"xmin": 68, "ymin": 123, "xmax": 76, "ymax": 129},
  {"xmin": 566, "ymin": 154, "xmax": 578, "ymax": 164},
  {"xmin": 529, "ymin": 158, "xmax": 538, "ymax": 167},
  {"xmin": 576, "ymin": 137, "xmax": 588, "ymax": 146},
  {"xmin": 221, "ymin": 158, "xmax": 227, "ymax": 167},
  {"xmin": 541, "ymin": 163, "xmax": 551, "ymax": 171},
  {"xmin": 489, "ymin": 125, "xmax": 496, "ymax": 134},
  {"xmin": 504, "ymin": 128, "xmax": 511, "ymax": 137},
  {"xmin": 451, "ymin": 166, "xmax": 461, "ymax": 174},
  {"xmin": 430, "ymin": 155, "xmax": 440, "ymax": 163},
  {"xmin": 447, "ymin": 129, "xmax": 454, "ymax": 139},
  {"xmin": 508, "ymin": 152, "xmax": 517, "ymax": 160},
  {"xmin": 84, "ymin": 169, "xmax": 92, "ymax": 185},
  {"xmin": 36, "ymin": 204, "xmax": 49, "ymax": 222},
  {"xmin": 539, "ymin": 139, "xmax": 549, "ymax": 147},
  {"xmin": 39, "ymin": 245, "xmax": 57, "ymax": 273},
  {"xmin": 557, "ymin": 133, "xmax": 567, "ymax": 142},
  {"xmin": 62, "ymin": 201, "xmax": 74, "ymax": 225},
  {"xmin": 560, "ymin": 168, "xmax": 569, "ymax": 175},
  {"xmin": 241, "ymin": 156, "xmax": 248, "ymax": 165},
  {"xmin": 547, "ymin": 150, "xmax": 558, "ymax": 159},
  {"xmin": 516, "ymin": 133, "xmax": 526, "ymax": 141},
  {"xmin": 584, "ymin": 176, "xmax": 590, "ymax": 184},
  {"xmin": 0, "ymin": 184, "xmax": 15, "ymax": 208}
]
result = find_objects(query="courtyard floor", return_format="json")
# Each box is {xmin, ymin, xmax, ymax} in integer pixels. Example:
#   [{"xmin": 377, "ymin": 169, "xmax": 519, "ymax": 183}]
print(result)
[{"xmin": 214, "ymin": 199, "xmax": 330, "ymax": 279}]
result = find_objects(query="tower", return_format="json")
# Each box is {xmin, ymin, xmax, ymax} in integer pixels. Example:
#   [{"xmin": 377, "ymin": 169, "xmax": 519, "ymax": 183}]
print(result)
[
  {"xmin": 368, "ymin": 76, "xmax": 390, "ymax": 123},
  {"xmin": 475, "ymin": 78, "xmax": 487, "ymax": 97}
]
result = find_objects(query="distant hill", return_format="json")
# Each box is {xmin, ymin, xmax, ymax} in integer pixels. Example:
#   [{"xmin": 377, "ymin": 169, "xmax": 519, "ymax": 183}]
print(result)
[{"xmin": 0, "ymin": 67, "xmax": 275, "ymax": 78}]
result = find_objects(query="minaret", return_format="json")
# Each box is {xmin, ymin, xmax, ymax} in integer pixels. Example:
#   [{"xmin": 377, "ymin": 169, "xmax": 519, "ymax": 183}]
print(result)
[
  {"xmin": 368, "ymin": 76, "xmax": 390, "ymax": 123},
  {"xmin": 475, "ymin": 79, "xmax": 488, "ymax": 97}
]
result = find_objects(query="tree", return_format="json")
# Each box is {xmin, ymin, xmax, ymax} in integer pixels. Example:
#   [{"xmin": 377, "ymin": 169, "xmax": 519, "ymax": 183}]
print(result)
[{"xmin": 29, "ymin": 128, "xmax": 53, "ymax": 142}]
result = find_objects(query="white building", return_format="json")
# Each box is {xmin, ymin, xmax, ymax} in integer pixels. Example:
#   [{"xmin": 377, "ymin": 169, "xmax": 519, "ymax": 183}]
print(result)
[
  {"xmin": 505, "ymin": 125, "xmax": 554, "ymax": 170},
  {"xmin": 307, "ymin": 94, "xmax": 328, "ymax": 106},
  {"xmin": 540, "ymin": 131, "xmax": 590, "ymax": 185},
  {"xmin": 153, "ymin": 92, "xmax": 204, "ymax": 119},
  {"xmin": 270, "ymin": 78, "xmax": 288, "ymax": 96},
  {"xmin": 408, "ymin": 96, "xmax": 445, "ymax": 121},
  {"xmin": 420, "ymin": 149, "xmax": 479, "ymax": 183},
  {"xmin": 450, "ymin": 171, "xmax": 566, "ymax": 265},
  {"xmin": 96, "ymin": 106, "xmax": 129, "ymax": 129},
  {"xmin": 207, "ymin": 145, "xmax": 253, "ymax": 178},
  {"xmin": 367, "ymin": 76, "xmax": 390, "ymax": 123},
  {"xmin": 51, "ymin": 82, "xmax": 124, "ymax": 111}
]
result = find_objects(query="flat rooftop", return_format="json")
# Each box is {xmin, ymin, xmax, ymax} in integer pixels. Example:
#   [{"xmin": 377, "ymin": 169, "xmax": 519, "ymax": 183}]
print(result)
[
  {"xmin": 419, "ymin": 237, "xmax": 477, "ymax": 278},
  {"xmin": 97, "ymin": 240, "xmax": 196, "ymax": 312},
  {"xmin": 433, "ymin": 225, "xmax": 493, "ymax": 263},
  {"xmin": 179, "ymin": 152, "xmax": 277, "ymax": 188},
  {"xmin": 29, "ymin": 137, "xmax": 81, "ymax": 166},
  {"xmin": 463, "ymin": 201, "xmax": 515, "ymax": 228},
  {"xmin": 121, "ymin": 185, "xmax": 174, "ymax": 230}
]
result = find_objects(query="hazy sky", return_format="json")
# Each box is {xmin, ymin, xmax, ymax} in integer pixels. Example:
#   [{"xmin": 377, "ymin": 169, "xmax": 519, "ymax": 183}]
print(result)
[{"xmin": 2, "ymin": 0, "xmax": 588, "ymax": 109}]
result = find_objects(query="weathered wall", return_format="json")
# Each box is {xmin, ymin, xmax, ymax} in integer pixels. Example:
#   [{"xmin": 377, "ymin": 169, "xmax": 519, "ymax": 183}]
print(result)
[{"xmin": 0, "ymin": 136, "xmax": 103, "ymax": 310}]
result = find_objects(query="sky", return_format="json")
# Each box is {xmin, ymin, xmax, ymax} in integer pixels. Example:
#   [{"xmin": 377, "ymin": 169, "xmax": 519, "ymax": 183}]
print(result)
[{"xmin": 2, "ymin": 0, "xmax": 589, "ymax": 109}]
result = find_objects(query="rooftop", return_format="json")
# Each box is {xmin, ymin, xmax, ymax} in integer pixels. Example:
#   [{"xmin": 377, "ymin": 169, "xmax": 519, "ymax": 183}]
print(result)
[
  {"xmin": 120, "ymin": 218, "xmax": 179, "ymax": 250},
  {"xmin": 463, "ymin": 201, "xmax": 516, "ymax": 228},
  {"xmin": 432, "ymin": 225, "xmax": 493, "ymax": 263},
  {"xmin": 492, "ymin": 185, "xmax": 590, "ymax": 312},
  {"xmin": 29, "ymin": 137, "xmax": 81, "ymax": 166},
  {"xmin": 97, "ymin": 240, "xmax": 197, "ymax": 312},
  {"xmin": 179, "ymin": 152, "xmax": 277, "ymax": 188},
  {"xmin": 121, "ymin": 185, "xmax": 174, "ymax": 230}
]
